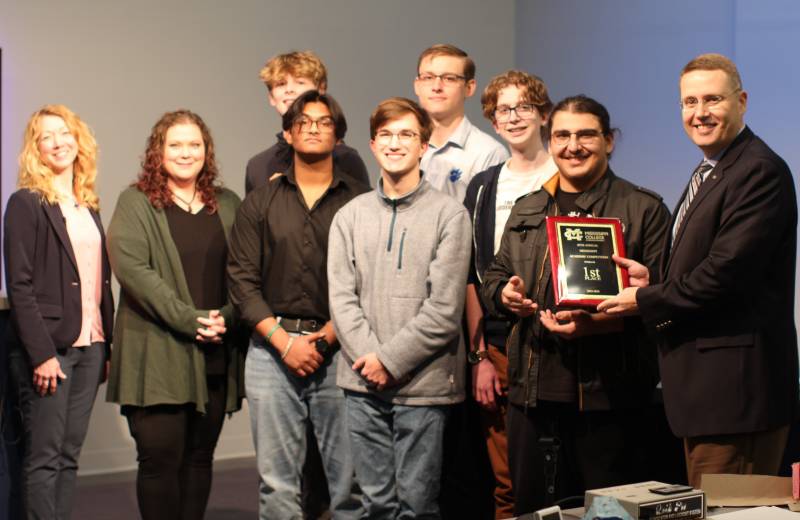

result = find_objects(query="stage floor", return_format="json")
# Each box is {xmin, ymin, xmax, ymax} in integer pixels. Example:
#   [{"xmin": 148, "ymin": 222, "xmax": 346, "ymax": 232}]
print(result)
[{"xmin": 74, "ymin": 457, "xmax": 259, "ymax": 519}]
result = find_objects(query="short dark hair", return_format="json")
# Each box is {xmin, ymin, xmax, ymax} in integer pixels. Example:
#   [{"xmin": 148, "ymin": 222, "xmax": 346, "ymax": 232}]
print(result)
[
  {"xmin": 370, "ymin": 97, "xmax": 433, "ymax": 144},
  {"xmin": 548, "ymin": 94, "xmax": 615, "ymax": 137},
  {"xmin": 549, "ymin": 95, "xmax": 618, "ymax": 158},
  {"xmin": 282, "ymin": 90, "xmax": 347, "ymax": 141}
]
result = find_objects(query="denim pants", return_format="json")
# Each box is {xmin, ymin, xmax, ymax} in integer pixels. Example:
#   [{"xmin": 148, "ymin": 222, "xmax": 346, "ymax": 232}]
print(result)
[
  {"xmin": 245, "ymin": 337, "xmax": 361, "ymax": 520},
  {"xmin": 8, "ymin": 342, "xmax": 104, "ymax": 520},
  {"xmin": 345, "ymin": 391, "xmax": 449, "ymax": 520}
]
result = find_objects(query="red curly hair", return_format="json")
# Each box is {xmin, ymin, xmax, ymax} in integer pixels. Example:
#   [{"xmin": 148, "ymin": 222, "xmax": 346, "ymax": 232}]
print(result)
[{"xmin": 135, "ymin": 109, "xmax": 221, "ymax": 213}]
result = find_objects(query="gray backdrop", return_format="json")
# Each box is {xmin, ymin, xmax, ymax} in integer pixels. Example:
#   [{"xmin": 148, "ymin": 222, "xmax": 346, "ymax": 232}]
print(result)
[{"xmin": 0, "ymin": 0, "xmax": 515, "ymax": 474}]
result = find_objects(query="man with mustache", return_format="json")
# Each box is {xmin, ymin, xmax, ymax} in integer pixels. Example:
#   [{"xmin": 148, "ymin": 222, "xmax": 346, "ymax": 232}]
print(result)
[{"xmin": 480, "ymin": 95, "xmax": 670, "ymax": 514}]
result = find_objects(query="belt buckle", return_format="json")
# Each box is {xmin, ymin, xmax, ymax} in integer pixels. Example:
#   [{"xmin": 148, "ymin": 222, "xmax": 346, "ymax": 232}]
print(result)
[{"xmin": 278, "ymin": 316, "xmax": 300, "ymax": 333}]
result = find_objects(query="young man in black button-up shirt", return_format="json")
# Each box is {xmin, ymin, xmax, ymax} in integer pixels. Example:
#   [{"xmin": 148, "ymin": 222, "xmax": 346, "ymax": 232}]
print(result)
[
  {"xmin": 228, "ymin": 91, "xmax": 368, "ymax": 520},
  {"xmin": 245, "ymin": 50, "xmax": 370, "ymax": 194}
]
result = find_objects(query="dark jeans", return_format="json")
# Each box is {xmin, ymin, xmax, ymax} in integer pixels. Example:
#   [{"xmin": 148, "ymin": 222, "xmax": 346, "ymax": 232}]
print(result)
[
  {"xmin": 507, "ymin": 401, "xmax": 650, "ymax": 515},
  {"xmin": 346, "ymin": 392, "xmax": 449, "ymax": 520},
  {"xmin": 9, "ymin": 342, "xmax": 105, "ymax": 520},
  {"xmin": 125, "ymin": 375, "xmax": 227, "ymax": 520}
]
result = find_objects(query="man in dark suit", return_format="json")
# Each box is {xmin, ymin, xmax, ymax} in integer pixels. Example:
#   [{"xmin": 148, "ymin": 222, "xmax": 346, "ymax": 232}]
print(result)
[{"xmin": 599, "ymin": 53, "xmax": 798, "ymax": 488}]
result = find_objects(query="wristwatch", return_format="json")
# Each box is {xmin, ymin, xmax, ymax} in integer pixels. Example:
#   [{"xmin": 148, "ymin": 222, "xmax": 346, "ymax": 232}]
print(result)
[
  {"xmin": 467, "ymin": 349, "xmax": 489, "ymax": 365},
  {"xmin": 315, "ymin": 338, "xmax": 330, "ymax": 355}
]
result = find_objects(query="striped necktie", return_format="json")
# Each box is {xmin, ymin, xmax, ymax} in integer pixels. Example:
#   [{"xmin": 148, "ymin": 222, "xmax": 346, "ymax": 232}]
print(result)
[{"xmin": 672, "ymin": 160, "xmax": 713, "ymax": 240}]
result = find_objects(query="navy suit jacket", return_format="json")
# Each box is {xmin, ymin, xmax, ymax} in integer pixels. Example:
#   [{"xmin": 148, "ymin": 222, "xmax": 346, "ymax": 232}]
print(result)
[
  {"xmin": 637, "ymin": 127, "xmax": 798, "ymax": 437},
  {"xmin": 3, "ymin": 189, "xmax": 114, "ymax": 367}
]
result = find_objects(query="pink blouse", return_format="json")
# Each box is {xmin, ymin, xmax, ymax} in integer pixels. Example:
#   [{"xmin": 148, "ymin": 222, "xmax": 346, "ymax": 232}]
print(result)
[{"xmin": 60, "ymin": 201, "xmax": 105, "ymax": 346}]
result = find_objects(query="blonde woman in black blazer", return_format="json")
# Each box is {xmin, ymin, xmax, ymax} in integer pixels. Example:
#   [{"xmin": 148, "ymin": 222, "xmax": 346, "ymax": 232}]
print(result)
[{"xmin": 4, "ymin": 105, "xmax": 113, "ymax": 519}]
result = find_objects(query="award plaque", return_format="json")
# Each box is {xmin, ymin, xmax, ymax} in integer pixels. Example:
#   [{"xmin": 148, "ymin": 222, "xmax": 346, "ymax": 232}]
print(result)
[{"xmin": 546, "ymin": 216, "xmax": 629, "ymax": 307}]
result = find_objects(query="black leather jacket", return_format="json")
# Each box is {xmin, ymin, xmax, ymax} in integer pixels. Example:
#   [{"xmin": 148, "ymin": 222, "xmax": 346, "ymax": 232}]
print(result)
[{"xmin": 480, "ymin": 170, "xmax": 671, "ymax": 410}]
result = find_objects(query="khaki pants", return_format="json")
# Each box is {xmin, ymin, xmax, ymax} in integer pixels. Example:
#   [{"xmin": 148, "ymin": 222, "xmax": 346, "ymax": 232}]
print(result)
[{"xmin": 684, "ymin": 425, "xmax": 789, "ymax": 488}]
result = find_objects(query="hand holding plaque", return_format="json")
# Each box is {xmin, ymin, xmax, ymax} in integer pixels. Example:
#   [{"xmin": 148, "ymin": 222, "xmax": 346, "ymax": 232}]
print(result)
[{"xmin": 545, "ymin": 216, "xmax": 629, "ymax": 307}]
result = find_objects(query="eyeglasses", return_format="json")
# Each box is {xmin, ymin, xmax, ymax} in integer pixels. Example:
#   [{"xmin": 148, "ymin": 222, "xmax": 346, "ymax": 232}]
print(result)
[
  {"xmin": 416, "ymin": 73, "xmax": 467, "ymax": 86},
  {"xmin": 374, "ymin": 130, "xmax": 420, "ymax": 146},
  {"xmin": 550, "ymin": 129, "xmax": 604, "ymax": 146},
  {"xmin": 680, "ymin": 89, "xmax": 740, "ymax": 111},
  {"xmin": 293, "ymin": 116, "xmax": 335, "ymax": 133},
  {"xmin": 494, "ymin": 103, "xmax": 537, "ymax": 122}
]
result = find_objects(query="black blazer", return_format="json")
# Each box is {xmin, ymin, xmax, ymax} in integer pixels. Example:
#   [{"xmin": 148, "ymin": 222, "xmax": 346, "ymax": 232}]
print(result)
[
  {"xmin": 637, "ymin": 127, "xmax": 799, "ymax": 437},
  {"xmin": 3, "ymin": 189, "xmax": 114, "ymax": 367}
]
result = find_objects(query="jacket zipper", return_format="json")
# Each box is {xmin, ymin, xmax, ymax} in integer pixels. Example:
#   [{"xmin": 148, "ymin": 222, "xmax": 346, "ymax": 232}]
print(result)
[
  {"xmin": 524, "ymin": 246, "xmax": 550, "ymax": 409},
  {"xmin": 524, "ymin": 202, "xmax": 558, "ymax": 409},
  {"xmin": 472, "ymin": 185, "xmax": 484, "ymax": 284},
  {"xmin": 387, "ymin": 199, "xmax": 398, "ymax": 252},
  {"xmin": 397, "ymin": 229, "xmax": 406, "ymax": 269}
]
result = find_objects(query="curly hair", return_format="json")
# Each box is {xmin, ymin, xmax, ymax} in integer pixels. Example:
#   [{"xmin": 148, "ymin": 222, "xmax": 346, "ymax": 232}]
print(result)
[
  {"xmin": 135, "ymin": 109, "xmax": 221, "ymax": 213},
  {"xmin": 481, "ymin": 70, "xmax": 553, "ymax": 127},
  {"xmin": 18, "ymin": 104, "xmax": 100, "ymax": 210},
  {"xmin": 259, "ymin": 50, "xmax": 328, "ymax": 92}
]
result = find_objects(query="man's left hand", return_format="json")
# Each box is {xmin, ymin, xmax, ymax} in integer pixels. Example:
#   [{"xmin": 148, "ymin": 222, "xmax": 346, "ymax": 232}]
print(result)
[
  {"xmin": 597, "ymin": 286, "xmax": 640, "ymax": 316},
  {"xmin": 539, "ymin": 309, "xmax": 594, "ymax": 339},
  {"xmin": 352, "ymin": 352, "xmax": 395, "ymax": 390}
]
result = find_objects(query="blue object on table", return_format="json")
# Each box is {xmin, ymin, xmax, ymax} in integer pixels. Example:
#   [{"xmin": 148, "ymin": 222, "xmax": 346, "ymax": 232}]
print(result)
[{"xmin": 582, "ymin": 496, "xmax": 633, "ymax": 520}]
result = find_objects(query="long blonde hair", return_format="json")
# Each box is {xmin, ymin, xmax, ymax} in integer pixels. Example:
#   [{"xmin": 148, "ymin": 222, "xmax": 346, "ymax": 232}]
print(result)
[{"xmin": 17, "ymin": 104, "xmax": 100, "ymax": 210}]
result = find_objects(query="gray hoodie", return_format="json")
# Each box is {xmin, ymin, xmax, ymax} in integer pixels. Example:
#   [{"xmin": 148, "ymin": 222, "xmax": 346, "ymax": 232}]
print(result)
[{"xmin": 328, "ymin": 178, "xmax": 471, "ymax": 405}]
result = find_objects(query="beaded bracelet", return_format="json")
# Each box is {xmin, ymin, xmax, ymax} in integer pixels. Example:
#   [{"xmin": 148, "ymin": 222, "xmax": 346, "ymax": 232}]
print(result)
[{"xmin": 280, "ymin": 337, "xmax": 295, "ymax": 360}]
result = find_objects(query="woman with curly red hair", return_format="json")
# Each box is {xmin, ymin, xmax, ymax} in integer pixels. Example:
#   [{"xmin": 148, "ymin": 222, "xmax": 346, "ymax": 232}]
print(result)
[{"xmin": 105, "ymin": 109, "xmax": 245, "ymax": 520}]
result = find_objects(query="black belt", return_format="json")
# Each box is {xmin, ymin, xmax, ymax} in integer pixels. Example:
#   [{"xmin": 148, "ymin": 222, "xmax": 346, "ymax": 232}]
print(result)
[{"xmin": 277, "ymin": 316, "xmax": 323, "ymax": 333}]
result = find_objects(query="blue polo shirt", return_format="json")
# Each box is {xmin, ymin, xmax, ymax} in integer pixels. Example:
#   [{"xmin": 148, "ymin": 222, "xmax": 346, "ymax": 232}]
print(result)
[{"xmin": 420, "ymin": 116, "xmax": 508, "ymax": 201}]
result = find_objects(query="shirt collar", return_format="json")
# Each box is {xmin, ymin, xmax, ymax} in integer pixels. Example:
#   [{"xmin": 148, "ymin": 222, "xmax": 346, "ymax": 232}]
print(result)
[
  {"xmin": 430, "ymin": 116, "xmax": 473, "ymax": 150},
  {"xmin": 376, "ymin": 174, "xmax": 427, "ymax": 206},
  {"xmin": 283, "ymin": 164, "xmax": 348, "ymax": 190},
  {"xmin": 704, "ymin": 125, "xmax": 746, "ymax": 167}
]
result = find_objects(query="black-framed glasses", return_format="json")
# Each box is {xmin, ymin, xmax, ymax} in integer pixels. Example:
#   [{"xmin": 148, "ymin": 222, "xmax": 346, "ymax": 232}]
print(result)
[
  {"xmin": 374, "ymin": 130, "xmax": 420, "ymax": 146},
  {"xmin": 293, "ymin": 116, "xmax": 335, "ymax": 133},
  {"xmin": 494, "ymin": 103, "xmax": 537, "ymax": 122},
  {"xmin": 550, "ymin": 129, "xmax": 604, "ymax": 146},
  {"xmin": 680, "ymin": 88, "xmax": 741, "ymax": 111},
  {"xmin": 416, "ymin": 73, "xmax": 467, "ymax": 86}
]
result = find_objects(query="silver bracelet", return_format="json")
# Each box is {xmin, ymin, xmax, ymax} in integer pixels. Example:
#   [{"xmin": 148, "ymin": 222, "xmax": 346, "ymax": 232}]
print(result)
[{"xmin": 280, "ymin": 337, "xmax": 295, "ymax": 360}]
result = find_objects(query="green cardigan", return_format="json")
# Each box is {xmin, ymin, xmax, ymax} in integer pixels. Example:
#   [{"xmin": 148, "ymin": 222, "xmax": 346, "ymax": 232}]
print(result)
[{"xmin": 106, "ymin": 187, "xmax": 245, "ymax": 414}]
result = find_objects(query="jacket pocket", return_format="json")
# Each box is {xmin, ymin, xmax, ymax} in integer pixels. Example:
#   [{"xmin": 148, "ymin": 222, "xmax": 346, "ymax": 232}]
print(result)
[
  {"xmin": 509, "ymin": 211, "xmax": 545, "ymax": 230},
  {"xmin": 696, "ymin": 332, "xmax": 754, "ymax": 351}
]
